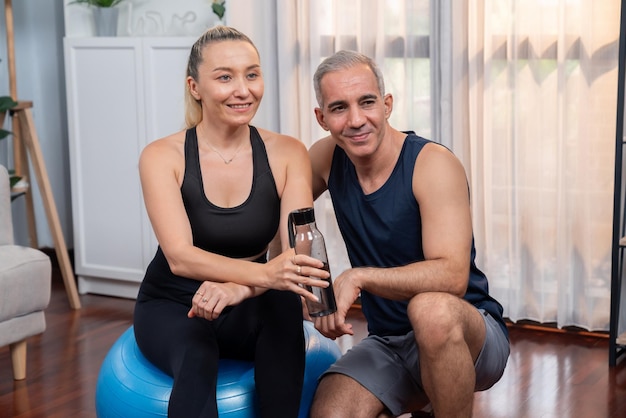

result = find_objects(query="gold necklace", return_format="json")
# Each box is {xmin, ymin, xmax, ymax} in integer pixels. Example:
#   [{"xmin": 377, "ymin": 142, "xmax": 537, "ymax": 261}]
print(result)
[{"xmin": 206, "ymin": 140, "xmax": 246, "ymax": 164}]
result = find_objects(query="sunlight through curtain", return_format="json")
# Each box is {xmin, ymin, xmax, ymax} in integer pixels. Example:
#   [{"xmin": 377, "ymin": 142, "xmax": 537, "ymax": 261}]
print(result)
[{"xmin": 458, "ymin": 0, "xmax": 619, "ymax": 331}]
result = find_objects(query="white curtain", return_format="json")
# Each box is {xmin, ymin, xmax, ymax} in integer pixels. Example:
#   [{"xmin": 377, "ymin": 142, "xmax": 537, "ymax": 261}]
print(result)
[
  {"xmin": 459, "ymin": 0, "xmax": 619, "ymax": 331},
  {"xmin": 275, "ymin": 0, "xmax": 620, "ymax": 332}
]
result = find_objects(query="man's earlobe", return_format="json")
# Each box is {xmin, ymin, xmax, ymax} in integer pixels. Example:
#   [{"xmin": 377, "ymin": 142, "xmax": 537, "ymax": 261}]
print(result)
[
  {"xmin": 384, "ymin": 93, "xmax": 393, "ymax": 118},
  {"xmin": 314, "ymin": 108, "xmax": 329, "ymax": 131}
]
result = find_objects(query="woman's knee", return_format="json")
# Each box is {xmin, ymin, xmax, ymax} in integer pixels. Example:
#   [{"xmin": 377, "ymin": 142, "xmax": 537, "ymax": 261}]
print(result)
[{"xmin": 259, "ymin": 290, "xmax": 303, "ymax": 325}]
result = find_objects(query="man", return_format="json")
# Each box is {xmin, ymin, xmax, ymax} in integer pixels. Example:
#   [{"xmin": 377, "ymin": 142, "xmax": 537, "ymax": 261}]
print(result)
[{"xmin": 308, "ymin": 50, "xmax": 509, "ymax": 418}]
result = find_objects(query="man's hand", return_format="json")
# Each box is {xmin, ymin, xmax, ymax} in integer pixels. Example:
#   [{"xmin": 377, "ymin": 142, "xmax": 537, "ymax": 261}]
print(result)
[
  {"xmin": 313, "ymin": 268, "xmax": 361, "ymax": 339},
  {"xmin": 313, "ymin": 311, "xmax": 354, "ymax": 340}
]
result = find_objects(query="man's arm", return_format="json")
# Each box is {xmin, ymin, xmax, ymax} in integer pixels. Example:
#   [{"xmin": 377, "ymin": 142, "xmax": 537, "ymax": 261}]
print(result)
[
  {"xmin": 338, "ymin": 142, "xmax": 473, "ymax": 301},
  {"xmin": 309, "ymin": 136, "xmax": 336, "ymax": 200}
]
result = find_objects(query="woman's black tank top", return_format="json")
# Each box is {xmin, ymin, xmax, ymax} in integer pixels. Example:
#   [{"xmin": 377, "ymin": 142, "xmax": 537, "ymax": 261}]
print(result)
[
  {"xmin": 181, "ymin": 126, "xmax": 280, "ymax": 258},
  {"xmin": 137, "ymin": 126, "xmax": 280, "ymax": 303}
]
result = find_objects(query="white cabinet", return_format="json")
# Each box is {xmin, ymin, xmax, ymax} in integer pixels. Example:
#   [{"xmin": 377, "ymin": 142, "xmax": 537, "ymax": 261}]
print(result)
[{"xmin": 64, "ymin": 37, "xmax": 195, "ymax": 298}]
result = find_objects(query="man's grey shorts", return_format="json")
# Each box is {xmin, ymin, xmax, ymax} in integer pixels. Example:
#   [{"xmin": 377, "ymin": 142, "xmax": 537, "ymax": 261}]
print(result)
[{"xmin": 320, "ymin": 309, "xmax": 510, "ymax": 416}]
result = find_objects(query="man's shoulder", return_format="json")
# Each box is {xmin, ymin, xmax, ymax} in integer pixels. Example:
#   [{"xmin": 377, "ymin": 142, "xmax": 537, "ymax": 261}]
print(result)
[
  {"xmin": 403, "ymin": 131, "xmax": 435, "ymax": 145},
  {"xmin": 309, "ymin": 136, "xmax": 337, "ymax": 158},
  {"xmin": 311, "ymin": 135, "xmax": 335, "ymax": 148},
  {"xmin": 403, "ymin": 133, "xmax": 453, "ymax": 159}
]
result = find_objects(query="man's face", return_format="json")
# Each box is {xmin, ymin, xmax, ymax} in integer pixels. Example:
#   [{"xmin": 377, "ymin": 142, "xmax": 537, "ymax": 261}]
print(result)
[{"xmin": 315, "ymin": 64, "xmax": 392, "ymax": 158}]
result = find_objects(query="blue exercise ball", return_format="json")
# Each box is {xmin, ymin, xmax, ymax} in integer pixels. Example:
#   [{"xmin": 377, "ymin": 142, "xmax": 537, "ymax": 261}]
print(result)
[{"xmin": 95, "ymin": 321, "xmax": 341, "ymax": 417}]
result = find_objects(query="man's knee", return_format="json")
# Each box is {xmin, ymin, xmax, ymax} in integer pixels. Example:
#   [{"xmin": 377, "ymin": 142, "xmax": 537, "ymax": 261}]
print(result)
[{"xmin": 407, "ymin": 293, "xmax": 468, "ymax": 351}]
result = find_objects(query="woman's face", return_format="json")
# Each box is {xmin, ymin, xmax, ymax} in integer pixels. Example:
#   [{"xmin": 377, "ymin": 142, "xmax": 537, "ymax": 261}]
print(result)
[{"xmin": 188, "ymin": 40, "xmax": 264, "ymax": 127}]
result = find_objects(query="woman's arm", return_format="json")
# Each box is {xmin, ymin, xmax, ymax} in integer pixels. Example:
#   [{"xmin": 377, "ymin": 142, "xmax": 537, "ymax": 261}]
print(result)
[
  {"xmin": 139, "ymin": 133, "xmax": 261, "ymax": 285},
  {"xmin": 140, "ymin": 130, "xmax": 329, "ymax": 295}
]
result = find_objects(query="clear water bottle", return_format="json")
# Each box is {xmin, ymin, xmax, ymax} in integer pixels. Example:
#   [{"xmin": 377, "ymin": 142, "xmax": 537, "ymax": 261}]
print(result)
[{"xmin": 289, "ymin": 207, "xmax": 337, "ymax": 317}]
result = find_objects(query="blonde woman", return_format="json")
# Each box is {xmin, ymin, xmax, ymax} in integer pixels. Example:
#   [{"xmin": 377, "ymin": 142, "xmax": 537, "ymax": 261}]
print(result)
[{"xmin": 133, "ymin": 26, "xmax": 328, "ymax": 418}]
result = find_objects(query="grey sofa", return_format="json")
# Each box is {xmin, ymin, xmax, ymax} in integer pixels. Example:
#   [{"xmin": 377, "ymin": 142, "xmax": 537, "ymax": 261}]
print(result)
[{"xmin": 0, "ymin": 164, "xmax": 51, "ymax": 380}]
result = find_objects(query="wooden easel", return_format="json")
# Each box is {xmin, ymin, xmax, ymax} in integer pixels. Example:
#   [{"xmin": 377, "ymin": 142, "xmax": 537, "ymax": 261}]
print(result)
[{"xmin": 3, "ymin": 0, "xmax": 81, "ymax": 309}]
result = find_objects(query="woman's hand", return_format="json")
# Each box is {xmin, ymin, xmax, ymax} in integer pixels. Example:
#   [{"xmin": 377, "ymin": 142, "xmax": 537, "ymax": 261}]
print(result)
[
  {"xmin": 264, "ymin": 249, "xmax": 331, "ymax": 303},
  {"xmin": 188, "ymin": 281, "xmax": 253, "ymax": 320}
]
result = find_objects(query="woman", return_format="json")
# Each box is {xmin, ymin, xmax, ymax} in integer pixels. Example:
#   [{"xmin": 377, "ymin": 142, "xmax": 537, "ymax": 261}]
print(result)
[{"xmin": 133, "ymin": 26, "xmax": 329, "ymax": 418}]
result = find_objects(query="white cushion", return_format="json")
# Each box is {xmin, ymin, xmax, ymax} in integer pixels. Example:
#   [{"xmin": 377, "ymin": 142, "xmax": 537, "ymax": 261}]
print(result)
[{"xmin": 0, "ymin": 245, "xmax": 51, "ymax": 321}]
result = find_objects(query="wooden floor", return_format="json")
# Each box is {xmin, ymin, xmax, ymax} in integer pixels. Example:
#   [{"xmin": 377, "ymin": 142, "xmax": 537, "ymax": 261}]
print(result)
[{"xmin": 1, "ymin": 261, "xmax": 626, "ymax": 417}]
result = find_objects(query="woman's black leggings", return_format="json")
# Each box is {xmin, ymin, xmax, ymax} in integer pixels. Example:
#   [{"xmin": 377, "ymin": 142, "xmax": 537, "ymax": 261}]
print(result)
[{"xmin": 134, "ymin": 289, "xmax": 305, "ymax": 418}]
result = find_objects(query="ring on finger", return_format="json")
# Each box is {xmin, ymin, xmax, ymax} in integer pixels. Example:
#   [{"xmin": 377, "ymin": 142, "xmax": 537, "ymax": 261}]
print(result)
[
  {"xmin": 297, "ymin": 265, "xmax": 302, "ymax": 275},
  {"xmin": 202, "ymin": 298, "xmax": 208, "ymax": 303}
]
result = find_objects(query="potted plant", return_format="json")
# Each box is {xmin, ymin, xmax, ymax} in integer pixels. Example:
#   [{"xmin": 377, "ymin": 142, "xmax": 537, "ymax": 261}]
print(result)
[
  {"xmin": 0, "ymin": 95, "xmax": 24, "ymax": 199},
  {"xmin": 212, "ymin": 0, "xmax": 226, "ymax": 21},
  {"xmin": 69, "ymin": 0, "xmax": 126, "ymax": 36},
  {"xmin": 69, "ymin": 0, "xmax": 124, "ymax": 6}
]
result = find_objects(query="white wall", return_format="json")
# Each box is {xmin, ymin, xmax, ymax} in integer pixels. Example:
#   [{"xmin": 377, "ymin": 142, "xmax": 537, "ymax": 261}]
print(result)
[
  {"xmin": 0, "ymin": 0, "xmax": 280, "ymax": 249},
  {"xmin": 0, "ymin": 0, "xmax": 70, "ymax": 248},
  {"xmin": 227, "ymin": 0, "xmax": 279, "ymax": 132}
]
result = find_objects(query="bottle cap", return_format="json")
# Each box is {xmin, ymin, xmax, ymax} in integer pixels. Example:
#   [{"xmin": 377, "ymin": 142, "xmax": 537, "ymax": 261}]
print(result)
[{"xmin": 289, "ymin": 207, "xmax": 315, "ymax": 225}]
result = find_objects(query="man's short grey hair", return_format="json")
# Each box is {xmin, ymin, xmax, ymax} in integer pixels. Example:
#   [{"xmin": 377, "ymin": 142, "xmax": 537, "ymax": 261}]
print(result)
[{"xmin": 313, "ymin": 50, "xmax": 386, "ymax": 107}]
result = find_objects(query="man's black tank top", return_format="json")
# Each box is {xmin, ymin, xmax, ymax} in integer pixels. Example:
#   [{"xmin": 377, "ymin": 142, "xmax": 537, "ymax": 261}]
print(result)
[
  {"xmin": 328, "ymin": 132, "xmax": 507, "ymax": 338},
  {"xmin": 137, "ymin": 126, "xmax": 280, "ymax": 304}
]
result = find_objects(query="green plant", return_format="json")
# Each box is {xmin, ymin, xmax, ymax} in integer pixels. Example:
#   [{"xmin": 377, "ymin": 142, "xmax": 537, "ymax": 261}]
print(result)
[
  {"xmin": 0, "ymin": 96, "xmax": 23, "ymax": 192},
  {"xmin": 69, "ymin": 0, "xmax": 125, "ymax": 7},
  {"xmin": 0, "ymin": 97, "xmax": 16, "ymax": 141},
  {"xmin": 212, "ymin": 0, "xmax": 226, "ymax": 20}
]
